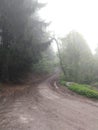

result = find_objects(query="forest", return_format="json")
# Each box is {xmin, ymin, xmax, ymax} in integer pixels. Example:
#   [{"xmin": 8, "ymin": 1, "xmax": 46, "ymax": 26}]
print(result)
[
  {"xmin": 0, "ymin": 0, "xmax": 98, "ymax": 129},
  {"xmin": 0, "ymin": 0, "xmax": 55, "ymax": 82},
  {"xmin": 0, "ymin": 0, "xmax": 98, "ymax": 94}
]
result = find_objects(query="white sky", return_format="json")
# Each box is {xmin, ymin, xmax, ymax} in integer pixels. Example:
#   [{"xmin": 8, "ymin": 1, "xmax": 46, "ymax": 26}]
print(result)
[{"xmin": 39, "ymin": 0, "xmax": 98, "ymax": 52}]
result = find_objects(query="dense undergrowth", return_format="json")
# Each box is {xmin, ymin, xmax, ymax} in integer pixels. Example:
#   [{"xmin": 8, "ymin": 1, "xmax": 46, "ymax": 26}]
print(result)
[
  {"xmin": 68, "ymin": 83, "xmax": 98, "ymax": 99},
  {"xmin": 60, "ymin": 77, "xmax": 98, "ymax": 99}
]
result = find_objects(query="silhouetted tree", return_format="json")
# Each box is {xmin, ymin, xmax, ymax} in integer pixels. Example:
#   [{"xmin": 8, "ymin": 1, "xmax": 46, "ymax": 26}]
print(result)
[{"xmin": 0, "ymin": 0, "xmax": 50, "ymax": 82}]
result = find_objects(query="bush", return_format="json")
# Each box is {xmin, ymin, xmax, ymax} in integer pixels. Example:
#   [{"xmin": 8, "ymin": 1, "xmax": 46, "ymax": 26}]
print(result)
[
  {"xmin": 59, "ymin": 74, "xmax": 67, "ymax": 86},
  {"xmin": 69, "ymin": 83, "xmax": 98, "ymax": 99},
  {"xmin": 59, "ymin": 80, "xmax": 66, "ymax": 86}
]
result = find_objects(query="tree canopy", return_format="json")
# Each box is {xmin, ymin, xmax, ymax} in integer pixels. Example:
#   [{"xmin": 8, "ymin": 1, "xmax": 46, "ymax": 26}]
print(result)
[
  {"xmin": 60, "ymin": 31, "xmax": 94, "ymax": 84},
  {"xmin": 0, "ymin": 0, "xmax": 50, "ymax": 82}
]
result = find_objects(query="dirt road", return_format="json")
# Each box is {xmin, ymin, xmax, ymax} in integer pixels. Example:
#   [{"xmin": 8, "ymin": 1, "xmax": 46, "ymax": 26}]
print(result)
[{"xmin": 0, "ymin": 75, "xmax": 98, "ymax": 130}]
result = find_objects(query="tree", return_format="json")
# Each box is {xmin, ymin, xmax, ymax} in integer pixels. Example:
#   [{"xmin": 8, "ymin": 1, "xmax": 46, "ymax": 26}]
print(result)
[
  {"xmin": 60, "ymin": 31, "xmax": 93, "ymax": 83},
  {"xmin": 0, "ymin": 0, "xmax": 50, "ymax": 82},
  {"xmin": 32, "ymin": 46, "xmax": 57, "ymax": 74},
  {"xmin": 93, "ymin": 45, "xmax": 98, "ymax": 81}
]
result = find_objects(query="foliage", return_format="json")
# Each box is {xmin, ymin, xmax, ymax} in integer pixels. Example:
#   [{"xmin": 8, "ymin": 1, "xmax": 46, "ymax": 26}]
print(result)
[
  {"xmin": 92, "ymin": 82, "xmax": 98, "ymax": 88},
  {"xmin": 32, "ymin": 46, "xmax": 57, "ymax": 74},
  {"xmin": 93, "ymin": 45, "xmax": 98, "ymax": 81},
  {"xmin": 59, "ymin": 74, "xmax": 66, "ymax": 85},
  {"xmin": 68, "ymin": 83, "xmax": 98, "ymax": 99},
  {"xmin": 0, "ymin": 0, "xmax": 50, "ymax": 82},
  {"xmin": 60, "ymin": 74, "xmax": 66, "ymax": 81},
  {"xmin": 60, "ymin": 31, "xmax": 94, "ymax": 84},
  {"xmin": 59, "ymin": 72, "xmax": 98, "ymax": 99},
  {"xmin": 59, "ymin": 77, "xmax": 98, "ymax": 99},
  {"xmin": 59, "ymin": 80, "xmax": 66, "ymax": 86}
]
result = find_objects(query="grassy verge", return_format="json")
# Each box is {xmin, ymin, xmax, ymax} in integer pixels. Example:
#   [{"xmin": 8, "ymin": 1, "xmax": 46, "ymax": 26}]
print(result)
[
  {"xmin": 69, "ymin": 83, "xmax": 98, "ymax": 99},
  {"xmin": 59, "ymin": 78, "xmax": 98, "ymax": 99}
]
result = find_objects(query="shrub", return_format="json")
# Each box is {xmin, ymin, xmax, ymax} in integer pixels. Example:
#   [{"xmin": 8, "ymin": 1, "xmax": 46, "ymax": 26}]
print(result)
[
  {"xmin": 59, "ymin": 80, "xmax": 66, "ymax": 86},
  {"xmin": 69, "ymin": 83, "xmax": 98, "ymax": 99}
]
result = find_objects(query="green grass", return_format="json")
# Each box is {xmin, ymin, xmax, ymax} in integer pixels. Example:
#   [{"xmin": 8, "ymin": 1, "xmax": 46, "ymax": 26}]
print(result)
[
  {"xmin": 59, "ymin": 80, "xmax": 66, "ymax": 86},
  {"xmin": 69, "ymin": 83, "xmax": 98, "ymax": 99},
  {"xmin": 59, "ymin": 78, "xmax": 98, "ymax": 99},
  {"xmin": 59, "ymin": 74, "xmax": 67, "ymax": 86}
]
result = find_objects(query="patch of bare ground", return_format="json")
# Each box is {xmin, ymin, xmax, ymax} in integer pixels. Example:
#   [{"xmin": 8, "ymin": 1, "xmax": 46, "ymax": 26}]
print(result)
[{"xmin": 0, "ymin": 74, "xmax": 48, "ymax": 98}]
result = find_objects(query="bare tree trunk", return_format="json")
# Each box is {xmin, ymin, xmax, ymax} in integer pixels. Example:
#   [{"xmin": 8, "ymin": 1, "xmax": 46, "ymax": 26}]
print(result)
[{"xmin": 53, "ymin": 38, "xmax": 66, "ymax": 76}]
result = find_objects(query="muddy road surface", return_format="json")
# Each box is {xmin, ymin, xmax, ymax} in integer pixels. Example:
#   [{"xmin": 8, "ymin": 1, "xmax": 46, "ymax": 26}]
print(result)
[{"xmin": 0, "ymin": 75, "xmax": 98, "ymax": 130}]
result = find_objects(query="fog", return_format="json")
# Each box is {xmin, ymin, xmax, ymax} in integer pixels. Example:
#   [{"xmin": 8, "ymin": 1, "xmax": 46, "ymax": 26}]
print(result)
[{"xmin": 39, "ymin": 0, "xmax": 98, "ymax": 52}]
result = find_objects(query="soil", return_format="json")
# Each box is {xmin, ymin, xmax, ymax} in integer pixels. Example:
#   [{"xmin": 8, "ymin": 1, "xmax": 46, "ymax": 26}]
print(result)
[{"xmin": 0, "ymin": 74, "xmax": 98, "ymax": 130}]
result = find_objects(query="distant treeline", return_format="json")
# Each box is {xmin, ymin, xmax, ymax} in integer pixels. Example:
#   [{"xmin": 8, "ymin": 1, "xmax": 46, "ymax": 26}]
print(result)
[{"xmin": 59, "ymin": 31, "xmax": 98, "ymax": 84}]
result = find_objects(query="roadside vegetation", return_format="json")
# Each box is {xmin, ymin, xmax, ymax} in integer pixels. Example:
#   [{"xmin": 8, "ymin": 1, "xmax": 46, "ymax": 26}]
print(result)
[
  {"xmin": 68, "ymin": 83, "xmax": 98, "ymax": 99},
  {"xmin": 57, "ymin": 31, "xmax": 98, "ymax": 99},
  {"xmin": 32, "ymin": 46, "xmax": 57, "ymax": 74},
  {"xmin": 59, "ymin": 77, "xmax": 98, "ymax": 99}
]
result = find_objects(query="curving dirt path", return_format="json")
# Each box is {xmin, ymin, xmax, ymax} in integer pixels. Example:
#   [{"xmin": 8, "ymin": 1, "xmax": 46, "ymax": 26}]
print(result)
[{"xmin": 0, "ymin": 75, "xmax": 98, "ymax": 130}]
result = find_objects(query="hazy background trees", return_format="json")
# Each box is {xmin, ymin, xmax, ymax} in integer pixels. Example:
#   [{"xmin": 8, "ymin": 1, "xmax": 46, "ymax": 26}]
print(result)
[
  {"xmin": 32, "ymin": 46, "xmax": 57, "ymax": 74},
  {"xmin": 93, "ymin": 45, "xmax": 98, "ymax": 82},
  {"xmin": 59, "ymin": 31, "xmax": 96, "ymax": 84}
]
